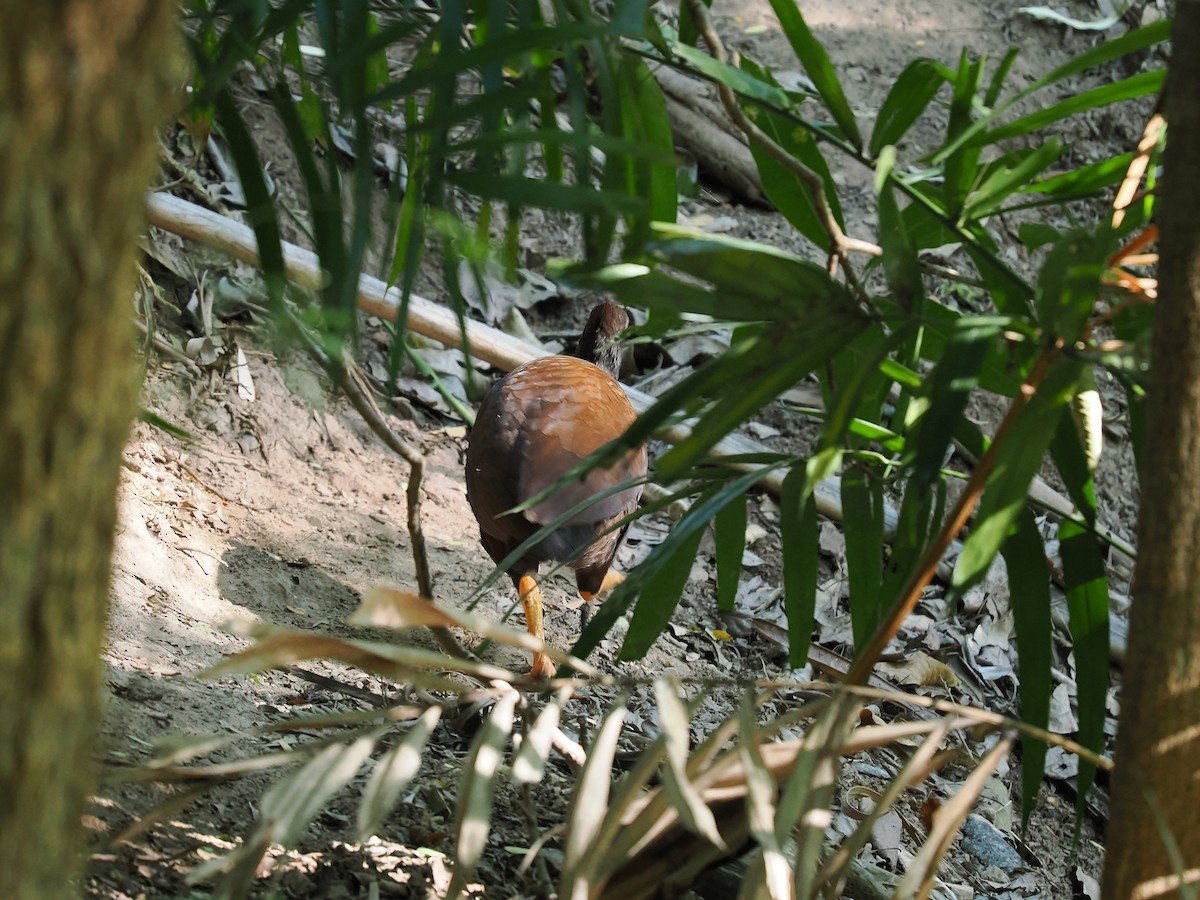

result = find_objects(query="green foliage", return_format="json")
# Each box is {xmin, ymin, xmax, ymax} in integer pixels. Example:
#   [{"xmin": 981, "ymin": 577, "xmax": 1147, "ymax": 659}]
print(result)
[
  {"xmin": 175, "ymin": 0, "xmax": 1167, "ymax": 883},
  {"xmin": 714, "ymin": 491, "xmax": 747, "ymax": 612},
  {"xmin": 1002, "ymin": 509, "xmax": 1053, "ymax": 828},
  {"xmin": 127, "ymin": 614, "xmax": 1076, "ymax": 898},
  {"xmin": 564, "ymin": 0, "xmax": 1159, "ymax": 831},
  {"xmin": 780, "ymin": 464, "xmax": 818, "ymax": 667},
  {"xmin": 842, "ymin": 469, "xmax": 885, "ymax": 649},
  {"xmin": 184, "ymin": 0, "xmax": 677, "ymax": 375}
]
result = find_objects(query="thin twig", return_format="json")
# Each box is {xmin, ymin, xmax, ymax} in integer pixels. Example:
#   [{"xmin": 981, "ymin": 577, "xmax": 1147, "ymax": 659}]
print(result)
[
  {"xmin": 284, "ymin": 304, "xmax": 474, "ymax": 663},
  {"xmin": 132, "ymin": 318, "xmax": 203, "ymax": 376},
  {"xmin": 285, "ymin": 665, "xmax": 390, "ymax": 708},
  {"xmin": 337, "ymin": 353, "xmax": 476, "ymax": 662},
  {"xmin": 169, "ymin": 451, "xmax": 272, "ymax": 512},
  {"xmin": 918, "ymin": 261, "xmax": 986, "ymax": 289},
  {"xmin": 682, "ymin": 0, "xmax": 877, "ymax": 304}
]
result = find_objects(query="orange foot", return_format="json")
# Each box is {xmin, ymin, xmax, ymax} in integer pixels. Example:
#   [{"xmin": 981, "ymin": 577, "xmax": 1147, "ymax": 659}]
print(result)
[
  {"xmin": 528, "ymin": 651, "xmax": 557, "ymax": 679},
  {"xmin": 578, "ymin": 570, "xmax": 625, "ymax": 628}
]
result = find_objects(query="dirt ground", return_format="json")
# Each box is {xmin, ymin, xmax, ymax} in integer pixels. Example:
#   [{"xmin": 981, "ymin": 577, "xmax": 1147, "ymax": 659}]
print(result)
[{"xmin": 84, "ymin": 0, "xmax": 1162, "ymax": 896}]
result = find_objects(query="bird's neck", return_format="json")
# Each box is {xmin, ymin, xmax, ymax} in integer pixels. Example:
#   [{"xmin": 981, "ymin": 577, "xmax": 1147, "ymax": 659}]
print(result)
[
  {"xmin": 575, "ymin": 306, "xmax": 626, "ymax": 379},
  {"xmin": 576, "ymin": 335, "xmax": 621, "ymax": 379}
]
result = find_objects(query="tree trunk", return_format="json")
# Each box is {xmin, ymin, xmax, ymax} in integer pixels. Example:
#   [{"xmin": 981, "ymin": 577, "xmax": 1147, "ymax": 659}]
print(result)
[
  {"xmin": 1103, "ymin": 5, "xmax": 1200, "ymax": 897},
  {"xmin": 0, "ymin": 4, "xmax": 177, "ymax": 895}
]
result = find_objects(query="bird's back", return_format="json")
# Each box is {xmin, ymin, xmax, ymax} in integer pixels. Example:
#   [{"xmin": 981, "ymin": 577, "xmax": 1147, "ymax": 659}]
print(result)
[{"xmin": 465, "ymin": 354, "xmax": 645, "ymax": 573}]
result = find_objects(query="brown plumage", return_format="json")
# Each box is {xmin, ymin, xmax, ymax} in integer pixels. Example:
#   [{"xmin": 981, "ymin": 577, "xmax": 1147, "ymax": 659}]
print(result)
[{"xmin": 465, "ymin": 302, "xmax": 647, "ymax": 676}]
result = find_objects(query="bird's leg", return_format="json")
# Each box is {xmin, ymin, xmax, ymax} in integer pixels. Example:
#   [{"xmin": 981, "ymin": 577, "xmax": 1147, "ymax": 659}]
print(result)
[
  {"xmin": 518, "ymin": 574, "xmax": 556, "ymax": 678},
  {"xmin": 578, "ymin": 569, "xmax": 626, "ymax": 629}
]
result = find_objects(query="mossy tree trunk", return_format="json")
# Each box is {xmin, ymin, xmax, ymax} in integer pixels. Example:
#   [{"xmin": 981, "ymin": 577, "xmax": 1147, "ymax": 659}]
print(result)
[
  {"xmin": 1103, "ymin": 4, "xmax": 1200, "ymax": 897},
  {"xmin": 0, "ymin": 4, "xmax": 177, "ymax": 894}
]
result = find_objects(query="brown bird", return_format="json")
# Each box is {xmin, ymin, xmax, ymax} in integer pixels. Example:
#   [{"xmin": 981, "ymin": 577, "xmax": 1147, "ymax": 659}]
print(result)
[{"xmin": 465, "ymin": 302, "xmax": 647, "ymax": 677}]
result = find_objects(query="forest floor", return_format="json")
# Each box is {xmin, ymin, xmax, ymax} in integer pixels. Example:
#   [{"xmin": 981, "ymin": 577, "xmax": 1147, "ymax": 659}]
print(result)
[{"xmin": 85, "ymin": 0, "xmax": 1163, "ymax": 897}]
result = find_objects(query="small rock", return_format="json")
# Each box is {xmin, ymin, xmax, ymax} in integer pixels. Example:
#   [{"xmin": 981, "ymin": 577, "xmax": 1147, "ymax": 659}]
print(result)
[{"xmin": 957, "ymin": 814, "xmax": 1023, "ymax": 873}]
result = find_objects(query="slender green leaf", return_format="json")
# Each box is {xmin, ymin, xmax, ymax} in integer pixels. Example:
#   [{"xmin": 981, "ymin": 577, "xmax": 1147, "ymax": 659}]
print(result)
[
  {"xmin": 186, "ymin": 0, "xmax": 313, "ymax": 109},
  {"xmin": 910, "ymin": 318, "xmax": 1003, "ymax": 489},
  {"xmin": 281, "ymin": 24, "xmax": 325, "ymax": 141},
  {"xmin": 872, "ymin": 153, "xmax": 926, "ymax": 438},
  {"xmin": 821, "ymin": 327, "xmax": 907, "ymax": 452},
  {"xmin": 620, "ymin": 527, "xmax": 705, "ymax": 659},
  {"xmin": 386, "ymin": 92, "xmax": 430, "ymax": 374},
  {"xmin": 883, "ymin": 319, "xmax": 999, "ymax": 605},
  {"xmin": 869, "ymin": 58, "xmax": 948, "ymax": 155},
  {"xmin": 896, "ymin": 181, "xmax": 956, "ymax": 248},
  {"xmin": 714, "ymin": 492, "xmax": 747, "ymax": 612},
  {"xmin": 414, "ymin": 78, "xmax": 546, "ymax": 136},
  {"xmin": 357, "ymin": 707, "xmax": 441, "ymax": 839},
  {"xmin": 552, "ymin": 264, "xmax": 727, "ymax": 319},
  {"xmin": 875, "ymin": 147, "xmax": 923, "ymax": 313},
  {"xmin": 943, "ymin": 50, "xmax": 985, "ymax": 217},
  {"xmin": 669, "ymin": 42, "xmax": 791, "ymax": 108},
  {"xmin": 964, "ymin": 240, "xmax": 1034, "ymax": 318},
  {"xmin": 1015, "ymin": 152, "xmax": 1135, "ymax": 207},
  {"xmin": 373, "ymin": 21, "xmax": 610, "ymax": 103},
  {"xmin": 1060, "ymin": 517, "xmax": 1109, "ymax": 835},
  {"xmin": 656, "ymin": 319, "xmax": 865, "ymax": 480},
  {"xmin": 983, "ymin": 47, "xmax": 1020, "ymax": 107},
  {"xmin": 1049, "ymin": 394, "xmax": 1106, "ymax": 833},
  {"xmin": 574, "ymin": 467, "xmax": 771, "ymax": 660},
  {"xmin": 446, "ymin": 170, "xmax": 646, "ymax": 215},
  {"xmin": 781, "ymin": 464, "xmax": 818, "ymax": 667},
  {"xmin": 610, "ymin": 0, "xmax": 650, "ymax": 36},
  {"xmin": 214, "ymin": 88, "xmax": 288, "ymax": 317},
  {"xmin": 260, "ymin": 734, "xmax": 378, "ymax": 848},
  {"xmin": 1018, "ymin": 222, "xmax": 1062, "ymax": 251},
  {"xmin": 265, "ymin": 78, "xmax": 348, "ymax": 317},
  {"xmin": 1113, "ymin": 302, "xmax": 1153, "ymax": 472},
  {"xmin": 646, "ymin": 224, "xmax": 859, "ymax": 318},
  {"xmin": 964, "ymin": 140, "xmax": 1065, "ymax": 219},
  {"xmin": 843, "ymin": 469, "xmax": 885, "ymax": 649},
  {"xmin": 954, "ymin": 359, "xmax": 1085, "ymax": 591},
  {"xmin": 448, "ymin": 127, "xmax": 681, "ymax": 164},
  {"xmin": 617, "ymin": 55, "xmax": 679, "ymax": 249},
  {"xmin": 931, "ymin": 19, "xmax": 1171, "ymax": 162},
  {"xmin": 656, "ymin": 680, "xmax": 724, "ymax": 846},
  {"xmin": 539, "ymin": 79, "xmax": 566, "ymax": 182},
  {"xmin": 453, "ymin": 690, "xmax": 518, "ymax": 883},
  {"xmin": 562, "ymin": 695, "xmax": 628, "ymax": 882},
  {"xmin": 1035, "ymin": 229, "xmax": 1111, "ymax": 341},
  {"xmin": 765, "ymin": 0, "xmax": 862, "ymax": 146},
  {"xmin": 363, "ymin": 11, "xmax": 391, "ymax": 98},
  {"xmin": 740, "ymin": 57, "xmax": 844, "ymax": 246},
  {"xmin": 1050, "ymin": 413, "xmax": 1099, "ymax": 525},
  {"xmin": 591, "ymin": 25, "xmax": 626, "ymax": 265},
  {"xmin": 738, "ymin": 691, "xmax": 791, "ymax": 899},
  {"xmin": 982, "ymin": 69, "xmax": 1164, "ymax": 147},
  {"xmin": 1002, "ymin": 508, "xmax": 1052, "ymax": 830},
  {"xmin": 875, "ymin": 294, "xmax": 1023, "ymax": 397},
  {"xmin": 318, "ymin": 13, "xmax": 426, "ymax": 88},
  {"xmin": 139, "ymin": 408, "xmax": 192, "ymax": 441},
  {"xmin": 676, "ymin": 0, "xmax": 701, "ymax": 45}
]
